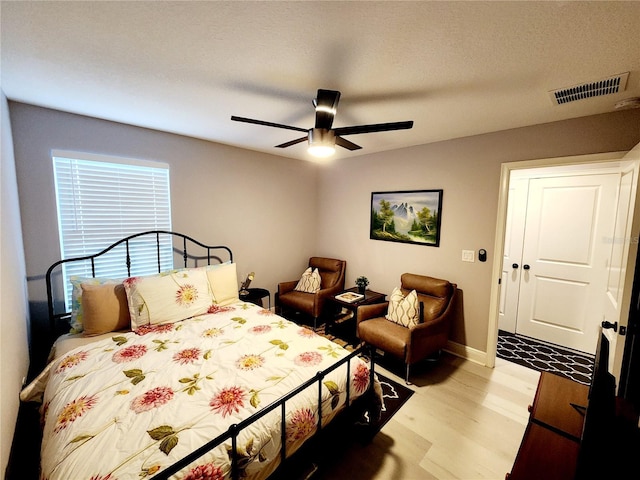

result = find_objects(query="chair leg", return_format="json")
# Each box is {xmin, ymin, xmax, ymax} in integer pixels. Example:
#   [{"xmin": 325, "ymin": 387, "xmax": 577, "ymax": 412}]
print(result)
[{"xmin": 405, "ymin": 363, "xmax": 412, "ymax": 385}]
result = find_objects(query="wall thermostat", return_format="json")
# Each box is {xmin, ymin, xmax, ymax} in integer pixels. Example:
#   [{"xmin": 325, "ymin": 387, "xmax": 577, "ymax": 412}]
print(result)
[{"xmin": 478, "ymin": 249, "xmax": 487, "ymax": 262}]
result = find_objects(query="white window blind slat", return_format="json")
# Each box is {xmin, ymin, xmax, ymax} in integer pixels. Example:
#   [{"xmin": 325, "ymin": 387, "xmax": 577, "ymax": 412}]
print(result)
[{"xmin": 53, "ymin": 153, "xmax": 173, "ymax": 309}]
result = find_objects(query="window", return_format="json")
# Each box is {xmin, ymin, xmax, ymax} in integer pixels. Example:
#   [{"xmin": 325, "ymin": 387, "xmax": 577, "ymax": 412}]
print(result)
[{"xmin": 53, "ymin": 151, "xmax": 172, "ymax": 309}]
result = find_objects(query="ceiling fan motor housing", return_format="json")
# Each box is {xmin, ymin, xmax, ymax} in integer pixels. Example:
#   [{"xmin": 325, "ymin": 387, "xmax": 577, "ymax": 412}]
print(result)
[{"xmin": 309, "ymin": 127, "xmax": 335, "ymax": 145}]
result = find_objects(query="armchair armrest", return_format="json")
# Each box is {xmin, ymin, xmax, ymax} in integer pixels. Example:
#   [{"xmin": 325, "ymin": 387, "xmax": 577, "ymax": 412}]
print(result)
[
  {"xmin": 278, "ymin": 280, "xmax": 298, "ymax": 296},
  {"xmin": 356, "ymin": 302, "xmax": 389, "ymax": 325},
  {"xmin": 321, "ymin": 282, "xmax": 345, "ymax": 298}
]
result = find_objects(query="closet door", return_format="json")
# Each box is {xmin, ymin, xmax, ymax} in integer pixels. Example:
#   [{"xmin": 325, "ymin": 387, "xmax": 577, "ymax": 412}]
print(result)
[
  {"xmin": 499, "ymin": 178, "xmax": 527, "ymax": 333},
  {"xmin": 515, "ymin": 173, "xmax": 618, "ymax": 354}
]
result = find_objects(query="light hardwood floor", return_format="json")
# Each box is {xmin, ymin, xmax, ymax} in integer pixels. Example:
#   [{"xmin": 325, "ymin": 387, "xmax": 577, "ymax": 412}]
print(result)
[{"xmin": 313, "ymin": 352, "xmax": 541, "ymax": 480}]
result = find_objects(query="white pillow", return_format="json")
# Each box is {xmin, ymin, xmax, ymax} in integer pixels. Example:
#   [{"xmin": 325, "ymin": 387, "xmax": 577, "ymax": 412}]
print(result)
[
  {"xmin": 124, "ymin": 266, "xmax": 215, "ymax": 329},
  {"xmin": 294, "ymin": 267, "xmax": 321, "ymax": 293},
  {"xmin": 206, "ymin": 262, "xmax": 239, "ymax": 306},
  {"xmin": 385, "ymin": 287, "xmax": 419, "ymax": 328}
]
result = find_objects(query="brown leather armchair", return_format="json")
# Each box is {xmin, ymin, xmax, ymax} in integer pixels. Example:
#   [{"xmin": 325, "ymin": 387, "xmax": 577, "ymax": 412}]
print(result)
[
  {"xmin": 356, "ymin": 273, "xmax": 457, "ymax": 384},
  {"xmin": 276, "ymin": 257, "xmax": 346, "ymax": 329}
]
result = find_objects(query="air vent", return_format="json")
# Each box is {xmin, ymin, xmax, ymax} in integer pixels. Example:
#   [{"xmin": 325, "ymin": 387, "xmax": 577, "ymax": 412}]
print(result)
[{"xmin": 549, "ymin": 72, "xmax": 629, "ymax": 105}]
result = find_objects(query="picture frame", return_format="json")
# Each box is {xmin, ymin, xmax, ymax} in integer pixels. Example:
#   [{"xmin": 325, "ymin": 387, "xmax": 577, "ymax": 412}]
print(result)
[{"xmin": 370, "ymin": 189, "xmax": 443, "ymax": 247}]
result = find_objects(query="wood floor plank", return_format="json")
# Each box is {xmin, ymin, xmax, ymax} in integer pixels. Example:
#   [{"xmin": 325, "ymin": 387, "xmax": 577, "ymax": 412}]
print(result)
[{"xmin": 314, "ymin": 353, "xmax": 539, "ymax": 480}]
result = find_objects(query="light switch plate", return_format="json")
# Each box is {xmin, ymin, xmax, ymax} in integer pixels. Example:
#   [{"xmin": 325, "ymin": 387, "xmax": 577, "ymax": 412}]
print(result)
[{"xmin": 462, "ymin": 250, "xmax": 475, "ymax": 262}]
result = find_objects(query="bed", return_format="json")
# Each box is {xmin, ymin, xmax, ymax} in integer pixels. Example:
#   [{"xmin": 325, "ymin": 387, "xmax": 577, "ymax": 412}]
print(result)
[{"xmin": 20, "ymin": 231, "xmax": 381, "ymax": 480}]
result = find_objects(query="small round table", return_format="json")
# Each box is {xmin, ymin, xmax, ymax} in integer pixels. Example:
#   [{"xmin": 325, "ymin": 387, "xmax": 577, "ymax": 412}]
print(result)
[{"xmin": 239, "ymin": 287, "xmax": 271, "ymax": 309}]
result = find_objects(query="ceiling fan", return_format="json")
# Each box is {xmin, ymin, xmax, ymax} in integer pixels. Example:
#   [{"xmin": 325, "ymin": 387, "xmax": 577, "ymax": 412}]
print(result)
[{"xmin": 231, "ymin": 89, "xmax": 414, "ymax": 157}]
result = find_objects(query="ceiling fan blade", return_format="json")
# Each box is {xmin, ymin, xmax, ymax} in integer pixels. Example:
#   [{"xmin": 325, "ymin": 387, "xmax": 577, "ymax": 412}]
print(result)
[
  {"xmin": 275, "ymin": 136, "xmax": 308, "ymax": 148},
  {"xmin": 314, "ymin": 89, "xmax": 341, "ymax": 130},
  {"xmin": 335, "ymin": 136, "xmax": 362, "ymax": 151},
  {"xmin": 334, "ymin": 120, "xmax": 414, "ymax": 136},
  {"xmin": 231, "ymin": 116, "xmax": 308, "ymax": 133}
]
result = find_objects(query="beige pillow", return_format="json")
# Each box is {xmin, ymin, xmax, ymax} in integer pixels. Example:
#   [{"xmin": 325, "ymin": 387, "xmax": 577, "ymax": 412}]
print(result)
[
  {"xmin": 385, "ymin": 287, "xmax": 419, "ymax": 328},
  {"xmin": 294, "ymin": 267, "xmax": 321, "ymax": 293},
  {"xmin": 70, "ymin": 276, "xmax": 124, "ymax": 333},
  {"xmin": 81, "ymin": 283, "xmax": 130, "ymax": 336},
  {"xmin": 206, "ymin": 262, "xmax": 240, "ymax": 306}
]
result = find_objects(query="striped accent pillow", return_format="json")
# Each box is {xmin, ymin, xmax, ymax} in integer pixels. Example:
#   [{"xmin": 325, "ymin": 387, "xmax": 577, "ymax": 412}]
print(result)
[
  {"xmin": 294, "ymin": 267, "xmax": 321, "ymax": 293},
  {"xmin": 385, "ymin": 287, "xmax": 419, "ymax": 328}
]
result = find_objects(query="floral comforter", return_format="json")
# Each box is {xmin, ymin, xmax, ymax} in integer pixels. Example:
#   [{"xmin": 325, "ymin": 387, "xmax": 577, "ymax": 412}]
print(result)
[{"xmin": 21, "ymin": 301, "xmax": 378, "ymax": 480}]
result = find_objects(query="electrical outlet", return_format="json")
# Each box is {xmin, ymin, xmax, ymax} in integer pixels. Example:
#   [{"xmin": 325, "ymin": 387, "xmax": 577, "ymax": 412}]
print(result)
[{"xmin": 462, "ymin": 250, "xmax": 475, "ymax": 262}]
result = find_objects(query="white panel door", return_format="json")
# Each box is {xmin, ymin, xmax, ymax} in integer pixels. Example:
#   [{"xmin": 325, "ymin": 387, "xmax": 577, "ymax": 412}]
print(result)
[
  {"xmin": 516, "ymin": 174, "xmax": 618, "ymax": 354},
  {"xmin": 603, "ymin": 144, "xmax": 640, "ymax": 380},
  {"xmin": 499, "ymin": 178, "xmax": 527, "ymax": 333}
]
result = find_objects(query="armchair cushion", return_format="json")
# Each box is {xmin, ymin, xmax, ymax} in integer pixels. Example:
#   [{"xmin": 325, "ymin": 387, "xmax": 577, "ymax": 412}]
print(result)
[
  {"xmin": 294, "ymin": 267, "xmax": 321, "ymax": 293},
  {"xmin": 385, "ymin": 287, "xmax": 420, "ymax": 328}
]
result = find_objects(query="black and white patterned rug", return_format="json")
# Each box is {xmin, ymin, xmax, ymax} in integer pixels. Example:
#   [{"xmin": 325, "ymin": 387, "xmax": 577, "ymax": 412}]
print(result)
[{"xmin": 497, "ymin": 330, "xmax": 594, "ymax": 385}]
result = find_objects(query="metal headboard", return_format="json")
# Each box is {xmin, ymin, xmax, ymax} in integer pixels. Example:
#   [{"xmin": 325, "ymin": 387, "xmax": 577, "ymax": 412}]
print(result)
[{"xmin": 45, "ymin": 230, "xmax": 233, "ymax": 332}]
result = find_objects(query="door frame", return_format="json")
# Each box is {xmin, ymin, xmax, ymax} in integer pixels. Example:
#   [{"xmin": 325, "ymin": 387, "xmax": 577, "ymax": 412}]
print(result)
[{"xmin": 486, "ymin": 151, "xmax": 630, "ymax": 368}]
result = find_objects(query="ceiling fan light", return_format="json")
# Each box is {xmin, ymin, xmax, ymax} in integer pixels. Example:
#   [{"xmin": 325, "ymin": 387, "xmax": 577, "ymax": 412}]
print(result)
[
  {"xmin": 308, "ymin": 128, "xmax": 336, "ymax": 157},
  {"xmin": 308, "ymin": 145, "xmax": 336, "ymax": 157}
]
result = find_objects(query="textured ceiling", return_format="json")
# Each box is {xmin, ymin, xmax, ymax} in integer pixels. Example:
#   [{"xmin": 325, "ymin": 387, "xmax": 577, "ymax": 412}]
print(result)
[{"xmin": 2, "ymin": 1, "xmax": 639, "ymax": 162}]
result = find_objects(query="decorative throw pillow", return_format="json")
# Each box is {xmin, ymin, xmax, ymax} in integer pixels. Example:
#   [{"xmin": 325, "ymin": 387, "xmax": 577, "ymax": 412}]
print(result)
[
  {"xmin": 206, "ymin": 262, "xmax": 240, "ymax": 306},
  {"xmin": 385, "ymin": 287, "xmax": 420, "ymax": 328},
  {"xmin": 69, "ymin": 276, "xmax": 124, "ymax": 333},
  {"xmin": 81, "ymin": 283, "xmax": 130, "ymax": 336},
  {"xmin": 124, "ymin": 266, "xmax": 215, "ymax": 329},
  {"xmin": 294, "ymin": 267, "xmax": 321, "ymax": 293}
]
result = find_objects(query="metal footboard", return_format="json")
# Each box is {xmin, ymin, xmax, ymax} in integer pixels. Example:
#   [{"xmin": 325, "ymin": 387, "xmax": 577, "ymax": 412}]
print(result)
[{"xmin": 154, "ymin": 344, "xmax": 376, "ymax": 480}]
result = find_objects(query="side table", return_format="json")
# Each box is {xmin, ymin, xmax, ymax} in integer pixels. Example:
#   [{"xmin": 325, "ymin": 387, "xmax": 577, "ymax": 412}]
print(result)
[
  {"xmin": 326, "ymin": 287, "xmax": 386, "ymax": 340},
  {"xmin": 239, "ymin": 287, "xmax": 271, "ymax": 309}
]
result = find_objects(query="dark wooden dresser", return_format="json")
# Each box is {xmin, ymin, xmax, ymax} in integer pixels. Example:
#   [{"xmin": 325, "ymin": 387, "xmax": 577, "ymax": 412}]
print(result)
[{"xmin": 508, "ymin": 371, "xmax": 639, "ymax": 480}]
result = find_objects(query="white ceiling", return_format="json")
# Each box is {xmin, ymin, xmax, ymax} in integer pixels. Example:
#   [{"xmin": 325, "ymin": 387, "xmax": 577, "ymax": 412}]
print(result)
[{"xmin": 2, "ymin": 1, "xmax": 639, "ymax": 162}]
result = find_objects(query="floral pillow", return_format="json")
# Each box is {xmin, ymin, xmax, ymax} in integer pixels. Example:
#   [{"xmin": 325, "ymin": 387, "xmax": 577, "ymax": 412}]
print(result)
[
  {"xmin": 385, "ymin": 287, "xmax": 420, "ymax": 328},
  {"xmin": 294, "ymin": 267, "xmax": 321, "ymax": 293},
  {"xmin": 124, "ymin": 266, "xmax": 215, "ymax": 329}
]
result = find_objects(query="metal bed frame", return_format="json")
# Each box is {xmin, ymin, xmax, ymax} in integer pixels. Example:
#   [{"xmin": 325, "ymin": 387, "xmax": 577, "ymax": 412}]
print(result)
[
  {"xmin": 43, "ymin": 230, "xmax": 376, "ymax": 480},
  {"xmin": 45, "ymin": 230, "xmax": 233, "ymax": 333}
]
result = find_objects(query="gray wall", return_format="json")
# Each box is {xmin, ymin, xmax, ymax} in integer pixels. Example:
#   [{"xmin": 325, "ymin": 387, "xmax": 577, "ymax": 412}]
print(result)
[
  {"xmin": 9, "ymin": 102, "xmax": 319, "ymax": 332},
  {"xmin": 317, "ymin": 110, "xmax": 640, "ymax": 354},
  {"xmin": 11, "ymin": 102, "xmax": 640, "ymax": 359},
  {"xmin": 1, "ymin": 92, "xmax": 30, "ymax": 477}
]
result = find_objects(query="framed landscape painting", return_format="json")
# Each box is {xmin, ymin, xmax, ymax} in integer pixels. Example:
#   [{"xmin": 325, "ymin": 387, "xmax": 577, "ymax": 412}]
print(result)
[{"xmin": 370, "ymin": 189, "xmax": 443, "ymax": 247}]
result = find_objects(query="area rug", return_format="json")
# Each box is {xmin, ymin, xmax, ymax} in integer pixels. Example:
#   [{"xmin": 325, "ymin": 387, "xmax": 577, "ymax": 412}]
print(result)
[
  {"xmin": 497, "ymin": 330, "xmax": 594, "ymax": 385},
  {"xmin": 311, "ymin": 323, "xmax": 413, "ymax": 433},
  {"xmin": 352, "ymin": 372, "xmax": 414, "ymax": 443}
]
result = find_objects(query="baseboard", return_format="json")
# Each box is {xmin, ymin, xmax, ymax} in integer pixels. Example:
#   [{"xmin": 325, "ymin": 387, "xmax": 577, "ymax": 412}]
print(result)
[{"xmin": 444, "ymin": 340, "xmax": 487, "ymax": 366}]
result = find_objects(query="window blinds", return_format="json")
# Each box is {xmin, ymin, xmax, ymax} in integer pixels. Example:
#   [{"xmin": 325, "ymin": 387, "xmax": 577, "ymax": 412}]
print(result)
[{"xmin": 53, "ymin": 152, "xmax": 173, "ymax": 309}]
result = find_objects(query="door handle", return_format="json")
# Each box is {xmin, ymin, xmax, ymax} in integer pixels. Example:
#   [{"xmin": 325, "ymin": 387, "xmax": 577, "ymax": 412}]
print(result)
[
  {"xmin": 512, "ymin": 263, "xmax": 519, "ymax": 269},
  {"xmin": 601, "ymin": 321, "xmax": 618, "ymax": 332},
  {"xmin": 523, "ymin": 264, "xmax": 530, "ymax": 270}
]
